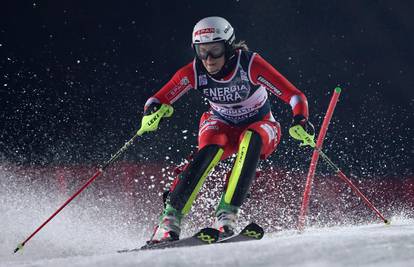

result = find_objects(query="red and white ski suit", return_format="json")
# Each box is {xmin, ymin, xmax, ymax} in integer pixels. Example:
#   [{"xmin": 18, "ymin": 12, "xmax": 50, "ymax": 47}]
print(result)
[{"xmin": 145, "ymin": 50, "xmax": 308, "ymax": 159}]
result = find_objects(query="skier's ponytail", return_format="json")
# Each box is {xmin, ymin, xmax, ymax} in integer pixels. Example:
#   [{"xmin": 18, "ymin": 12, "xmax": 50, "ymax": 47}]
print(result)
[{"xmin": 232, "ymin": 40, "xmax": 249, "ymax": 51}]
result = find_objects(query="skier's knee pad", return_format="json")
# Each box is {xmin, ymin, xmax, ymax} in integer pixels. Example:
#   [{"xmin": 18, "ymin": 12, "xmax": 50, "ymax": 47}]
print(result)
[
  {"xmin": 222, "ymin": 130, "xmax": 262, "ymax": 207},
  {"xmin": 169, "ymin": 144, "xmax": 223, "ymax": 215}
]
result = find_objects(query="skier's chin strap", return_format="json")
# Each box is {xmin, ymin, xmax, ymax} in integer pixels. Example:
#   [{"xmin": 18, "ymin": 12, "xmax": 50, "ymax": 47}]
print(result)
[
  {"xmin": 168, "ymin": 144, "xmax": 224, "ymax": 215},
  {"xmin": 218, "ymin": 130, "xmax": 262, "ymax": 212}
]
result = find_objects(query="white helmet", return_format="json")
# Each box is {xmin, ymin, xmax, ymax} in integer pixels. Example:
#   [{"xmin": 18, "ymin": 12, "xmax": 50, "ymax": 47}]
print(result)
[{"xmin": 192, "ymin": 16, "xmax": 235, "ymax": 45}]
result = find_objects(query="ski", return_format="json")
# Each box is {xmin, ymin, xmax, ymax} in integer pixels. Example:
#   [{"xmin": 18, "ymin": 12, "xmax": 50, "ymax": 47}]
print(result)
[
  {"xmin": 117, "ymin": 227, "xmax": 220, "ymax": 253},
  {"xmin": 117, "ymin": 222, "xmax": 264, "ymax": 253},
  {"xmin": 218, "ymin": 222, "xmax": 264, "ymax": 244}
]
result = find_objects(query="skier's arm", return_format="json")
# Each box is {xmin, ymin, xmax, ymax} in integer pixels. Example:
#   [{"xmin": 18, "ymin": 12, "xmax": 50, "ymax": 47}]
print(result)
[
  {"xmin": 139, "ymin": 62, "xmax": 195, "ymax": 135},
  {"xmin": 249, "ymin": 54, "xmax": 314, "ymax": 145},
  {"xmin": 249, "ymin": 53, "xmax": 308, "ymax": 119},
  {"xmin": 144, "ymin": 61, "xmax": 196, "ymax": 111}
]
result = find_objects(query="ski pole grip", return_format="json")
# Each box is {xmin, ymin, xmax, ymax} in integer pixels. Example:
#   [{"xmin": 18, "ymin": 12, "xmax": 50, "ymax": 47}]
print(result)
[
  {"xmin": 137, "ymin": 104, "xmax": 174, "ymax": 136},
  {"xmin": 161, "ymin": 104, "xmax": 174, "ymax": 118}
]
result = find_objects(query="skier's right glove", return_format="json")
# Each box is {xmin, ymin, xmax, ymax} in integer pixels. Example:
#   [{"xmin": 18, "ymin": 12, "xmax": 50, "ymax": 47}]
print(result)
[
  {"xmin": 289, "ymin": 115, "xmax": 316, "ymax": 147},
  {"xmin": 137, "ymin": 103, "xmax": 174, "ymax": 136}
]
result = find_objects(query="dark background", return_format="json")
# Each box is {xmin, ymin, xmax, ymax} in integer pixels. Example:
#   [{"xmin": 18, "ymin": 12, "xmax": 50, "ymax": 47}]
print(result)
[{"xmin": 1, "ymin": 0, "xmax": 413, "ymax": 178}]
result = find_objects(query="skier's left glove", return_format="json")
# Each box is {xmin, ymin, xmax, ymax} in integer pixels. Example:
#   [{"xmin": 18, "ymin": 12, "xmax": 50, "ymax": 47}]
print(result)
[
  {"xmin": 137, "ymin": 103, "xmax": 174, "ymax": 136},
  {"xmin": 289, "ymin": 115, "xmax": 316, "ymax": 147}
]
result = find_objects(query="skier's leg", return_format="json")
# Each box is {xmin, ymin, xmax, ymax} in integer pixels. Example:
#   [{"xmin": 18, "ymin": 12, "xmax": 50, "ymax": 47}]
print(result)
[
  {"xmin": 224, "ymin": 130, "xmax": 262, "ymax": 206},
  {"xmin": 168, "ymin": 144, "xmax": 224, "ymax": 214},
  {"xmin": 170, "ymin": 110, "xmax": 236, "ymax": 214},
  {"xmin": 150, "ymin": 145, "xmax": 223, "ymax": 243},
  {"xmin": 149, "ymin": 112, "xmax": 235, "ymax": 243},
  {"xmin": 215, "ymin": 117, "xmax": 281, "ymax": 236},
  {"xmin": 215, "ymin": 130, "xmax": 262, "ymax": 236}
]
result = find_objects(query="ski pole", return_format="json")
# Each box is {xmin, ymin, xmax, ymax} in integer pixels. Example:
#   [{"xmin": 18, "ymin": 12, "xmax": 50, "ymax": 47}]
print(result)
[
  {"xmin": 13, "ymin": 104, "xmax": 174, "ymax": 253},
  {"xmin": 292, "ymin": 122, "xmax": 389, "ymax": 225},
  {"xmin": 316, "ymin": 148, "xmax": 390, "ymax": 224},
  {"xmin": 13, "ymin": 132, "xmax": 140, "ymax": 253}
]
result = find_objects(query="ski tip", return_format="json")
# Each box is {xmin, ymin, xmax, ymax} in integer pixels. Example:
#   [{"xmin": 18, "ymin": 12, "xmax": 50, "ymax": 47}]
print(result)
[
  {"xmin": 241, "ymin": 222, "xmax": 264, "ymax": 240},
  {"xmin": 140, "ymin": 241, "xmax": 168, "ymax": 251}
]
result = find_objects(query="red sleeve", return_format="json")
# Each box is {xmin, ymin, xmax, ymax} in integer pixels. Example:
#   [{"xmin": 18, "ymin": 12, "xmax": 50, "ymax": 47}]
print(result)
[
  {"xmin": 144, "ymin": 61, "xmax": 196, "ymax": 109},
  {"xmin": 249, "ymin": 53, "xmax": 309, "ymax": 118}
]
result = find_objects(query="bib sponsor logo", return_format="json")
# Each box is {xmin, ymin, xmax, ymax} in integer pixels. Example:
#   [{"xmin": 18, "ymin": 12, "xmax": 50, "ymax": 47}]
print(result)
[
  {"xmin": 199, "ymin": 74, "xmax": 208, "ymax": 86},
  {"xmin": 240, "ymin": 69, "xmax": 249, "ymax": 81},
  {"xmin": 220, "ymin": 109, "xmax": 259, "ymax": 124},
  {"xmin": 203, "ymin": 84, "xmax": 250, "ymax": 102},
  {"xmin": 212, "ymin": 105, "xmax": 257, "ymax": 117}
]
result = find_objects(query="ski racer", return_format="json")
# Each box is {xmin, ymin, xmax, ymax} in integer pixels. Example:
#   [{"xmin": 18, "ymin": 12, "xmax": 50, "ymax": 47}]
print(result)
[{"xmin": 138, "ymin": 16, "xmax": 315, "ymax": 244}]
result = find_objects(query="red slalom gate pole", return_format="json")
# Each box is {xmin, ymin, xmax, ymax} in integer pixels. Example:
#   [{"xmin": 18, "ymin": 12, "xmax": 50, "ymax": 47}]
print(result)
[
  {"xmin": 14, "ymin": 132, "xmax": 140, "ymax": 253},
  {"xmin": 297, "ymin": 87, "xmax": 342, "ymax": 231}
]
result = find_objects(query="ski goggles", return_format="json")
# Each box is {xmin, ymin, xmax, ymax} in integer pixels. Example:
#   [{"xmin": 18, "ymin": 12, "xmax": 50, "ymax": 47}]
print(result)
[{"xmin": 194, "ymin": 41, "xmax": 226, "ymax": 60}]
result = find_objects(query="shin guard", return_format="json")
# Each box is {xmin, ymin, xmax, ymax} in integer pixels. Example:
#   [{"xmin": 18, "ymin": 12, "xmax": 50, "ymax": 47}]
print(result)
[
  {"xmin": 219, "ymin": 130, "xmax": 262, "ymax": 211},
  {"xmin": 168, "ymin": 145, "xmax": 223, "ymax": 215}
]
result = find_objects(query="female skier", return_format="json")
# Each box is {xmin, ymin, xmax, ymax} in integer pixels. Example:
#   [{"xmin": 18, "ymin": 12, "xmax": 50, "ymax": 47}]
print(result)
[{"xmin": 138, "ymin": 16, "xmax": 314, "ymax": 244}]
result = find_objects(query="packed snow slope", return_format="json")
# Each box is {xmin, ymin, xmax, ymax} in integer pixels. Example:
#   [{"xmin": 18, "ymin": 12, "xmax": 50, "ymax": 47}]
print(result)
[
  {"xmin": 1, "ymin": 220, "xmax": 413, "ymax": 267},
  {"xmin": 1, "ymin": 165, "xmax": 413, "ymax": 267}
]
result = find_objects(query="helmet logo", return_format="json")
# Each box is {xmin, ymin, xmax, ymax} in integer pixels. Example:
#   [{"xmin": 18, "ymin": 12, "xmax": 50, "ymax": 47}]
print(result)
[
  {"xmin": 194, "ymin": 28, "xmax": 215, "ymax": 36},
  {"xmin": 223, "ymin": 25, "xmax": 230, "ymax": 33}
]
